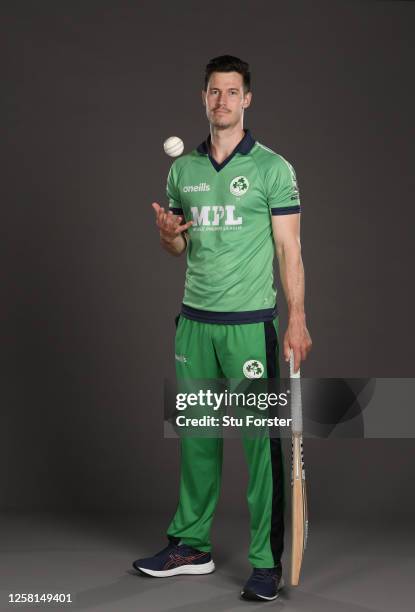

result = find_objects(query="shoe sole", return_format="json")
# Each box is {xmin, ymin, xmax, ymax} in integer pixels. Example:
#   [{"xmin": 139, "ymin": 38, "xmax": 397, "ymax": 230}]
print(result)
[
  {"xmin": 134, "ymin": 560, "xmax": 215, "ymax": 577},
  {"xmin": 240, "ymin": 576, "xmax": 285, "ymax": 601}
]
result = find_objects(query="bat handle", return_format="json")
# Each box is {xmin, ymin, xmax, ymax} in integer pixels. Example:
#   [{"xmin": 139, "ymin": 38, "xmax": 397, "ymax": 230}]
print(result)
[{"xmin": 289, "ymin": 349, "xmax": 301, "ymax": 379}]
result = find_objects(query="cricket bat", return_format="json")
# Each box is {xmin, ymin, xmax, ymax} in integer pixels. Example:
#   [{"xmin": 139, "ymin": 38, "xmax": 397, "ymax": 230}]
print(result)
[{"xmin": 290, "ymin": 351, "xmax": 308, "ymax": 586}]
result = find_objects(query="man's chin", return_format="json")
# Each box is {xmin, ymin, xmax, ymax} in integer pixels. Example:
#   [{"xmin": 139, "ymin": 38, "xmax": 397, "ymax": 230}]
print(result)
[{"xmin": 211, "ymin": 120, "xmax": 232, "ymax": 130}]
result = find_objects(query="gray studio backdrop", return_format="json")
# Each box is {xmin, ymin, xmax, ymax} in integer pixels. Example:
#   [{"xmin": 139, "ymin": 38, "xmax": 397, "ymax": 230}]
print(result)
[{"xmin": 2, "ymin": 1, "xmax": 414, "ymax": 522}]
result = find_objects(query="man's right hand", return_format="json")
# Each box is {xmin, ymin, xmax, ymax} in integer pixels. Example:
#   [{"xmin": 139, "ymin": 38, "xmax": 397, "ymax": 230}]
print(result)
[
  {"xmin": 152, "ymin": 202, "xmax": 193, "ymax": 243},
  {"xmin": 152, "ymin": 202, "xmax": 193, "ymax": 256}
]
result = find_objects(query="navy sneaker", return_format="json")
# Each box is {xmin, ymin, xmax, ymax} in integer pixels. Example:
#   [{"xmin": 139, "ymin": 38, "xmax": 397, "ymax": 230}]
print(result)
[
  {"xmin": 240, "ymin": 563, "xmax": 284, "ymax": 601},
  {"xmin": 132, "ymin": 542, "xmax": 215, "ymax": 577}
]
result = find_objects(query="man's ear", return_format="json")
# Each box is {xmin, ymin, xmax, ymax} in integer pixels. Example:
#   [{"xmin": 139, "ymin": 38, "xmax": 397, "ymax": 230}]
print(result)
[
  {"xmin": 243, "ymin": 91, "xmax": 252, "ymax": 109},
  {"xmin": 201, "ymin": 89, "xmax": 206, "ymax": 107}
]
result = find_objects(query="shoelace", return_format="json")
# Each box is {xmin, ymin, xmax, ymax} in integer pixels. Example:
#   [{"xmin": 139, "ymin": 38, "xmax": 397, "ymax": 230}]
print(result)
[
  {"xmin": 156, "ymin": 541, "xmax": 179, "ymax": 556},
  {"xmin": 171, "ymin": 544, "xmax": 201, "ymax": 555},
  {"xmin": 157, "ymin": 542, "xmax": 204, "ymax": 558},
  {"xmin": 252, "ymin": 568, "xmax": 279, "ymax": 582}
]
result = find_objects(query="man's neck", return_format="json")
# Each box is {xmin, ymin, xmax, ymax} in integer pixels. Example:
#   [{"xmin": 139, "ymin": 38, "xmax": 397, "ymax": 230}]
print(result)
[{"xmin": 209, "ymin": 125, "xmax": 245, "ymax": 165}]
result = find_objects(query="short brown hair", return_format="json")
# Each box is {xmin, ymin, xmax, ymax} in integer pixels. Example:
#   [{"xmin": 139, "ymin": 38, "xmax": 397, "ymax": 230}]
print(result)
[{"xmin": 204, "ymin": 55, "xmax": 251, "ymax": 93}]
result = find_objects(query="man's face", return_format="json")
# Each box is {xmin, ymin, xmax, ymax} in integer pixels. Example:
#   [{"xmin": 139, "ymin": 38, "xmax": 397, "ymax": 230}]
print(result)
[{"xmin": 202, "ymin": 71, "xmax": 252, "ymax": 130}]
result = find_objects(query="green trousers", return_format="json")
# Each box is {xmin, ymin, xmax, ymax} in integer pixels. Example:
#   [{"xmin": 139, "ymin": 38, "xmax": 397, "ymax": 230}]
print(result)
[{"xmin": 166, "ymin": 315, "xmax": 285, "ymax": 568}]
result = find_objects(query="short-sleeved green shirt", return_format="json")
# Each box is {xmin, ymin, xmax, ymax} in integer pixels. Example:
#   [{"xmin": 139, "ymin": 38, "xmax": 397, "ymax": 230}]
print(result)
[{"xmin": 167, "ymin": 129, "xmax": 301, "ymax": 323}]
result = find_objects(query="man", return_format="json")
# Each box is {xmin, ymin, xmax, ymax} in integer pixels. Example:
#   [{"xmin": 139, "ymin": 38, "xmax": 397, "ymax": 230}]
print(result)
[{"xmin": 133, "ymin": 55, "xmax": 312, "ymax": 602}]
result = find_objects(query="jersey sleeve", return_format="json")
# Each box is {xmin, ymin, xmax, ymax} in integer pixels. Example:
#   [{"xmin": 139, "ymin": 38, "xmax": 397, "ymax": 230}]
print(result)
[
  {"xmin": 265, "ymin": 156, "xmax": 301, "ymax": 215},
  {"xmin": 166, "ymin": 162, "xmax": 183, "ymax": 215}
]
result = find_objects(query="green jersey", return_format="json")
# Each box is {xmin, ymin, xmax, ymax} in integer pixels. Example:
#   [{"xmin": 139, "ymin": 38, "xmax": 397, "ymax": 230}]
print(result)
[{"xmin": 167, "ymin": 129, "xmax": 301, "ymax": 323}]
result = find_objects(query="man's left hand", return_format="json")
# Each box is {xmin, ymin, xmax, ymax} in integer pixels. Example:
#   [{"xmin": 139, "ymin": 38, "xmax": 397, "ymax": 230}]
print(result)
[{"xmin": 283, "ymin": 315, "xmax": 312, "ymax": 373}]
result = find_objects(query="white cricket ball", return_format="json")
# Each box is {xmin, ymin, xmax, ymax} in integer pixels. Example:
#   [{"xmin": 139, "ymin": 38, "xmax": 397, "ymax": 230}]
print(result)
[{"xmin": 163, "ymin": 136, "xmax": 184, "ymax": 157}]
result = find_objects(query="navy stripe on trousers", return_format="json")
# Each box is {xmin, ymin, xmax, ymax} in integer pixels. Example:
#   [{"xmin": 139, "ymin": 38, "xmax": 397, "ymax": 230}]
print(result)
[{"xmin": 264, "ymin": 320, "xmax": 285, "ymax": 565}]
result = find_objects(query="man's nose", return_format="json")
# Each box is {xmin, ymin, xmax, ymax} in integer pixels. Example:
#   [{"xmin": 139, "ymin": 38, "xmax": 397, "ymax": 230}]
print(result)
[{"xmin": 217, "ymin": 92, "xmax": 227, "ymax": 104}]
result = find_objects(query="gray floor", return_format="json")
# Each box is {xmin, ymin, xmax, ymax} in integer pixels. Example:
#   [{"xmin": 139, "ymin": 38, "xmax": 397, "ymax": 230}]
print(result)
[{"xmin": 0, "ymin": 511, "xmax": 413, "ymax": 612}]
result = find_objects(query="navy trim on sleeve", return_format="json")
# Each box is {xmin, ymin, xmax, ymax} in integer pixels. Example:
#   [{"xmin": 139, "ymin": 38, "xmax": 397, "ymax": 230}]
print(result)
[
  {"xmin": 181, "ymin": 303, "xmax": 278, "ymax": 324},
  {"xmin": 271, "ymin": 205, "xmax": 301, "ymax": 216}
]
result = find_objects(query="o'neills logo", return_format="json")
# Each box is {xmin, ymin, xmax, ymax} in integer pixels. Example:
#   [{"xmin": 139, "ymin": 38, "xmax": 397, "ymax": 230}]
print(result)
[{"xmin": 183, "ymin": 183, "xmax": 210, "ymax": 193}]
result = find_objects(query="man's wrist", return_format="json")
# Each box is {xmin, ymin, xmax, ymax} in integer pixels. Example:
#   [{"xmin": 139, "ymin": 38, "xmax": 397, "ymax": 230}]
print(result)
[
  {"xmin": 287, "ymin": 307, "xmax": 306, "ymax": 323},
  {"xmin": 160, "ymin": 232, "xmax": 178, "ymax": 245},
  {"xmin": 160, "ymin": 231, "xmax": 186, "ymax": 255}
]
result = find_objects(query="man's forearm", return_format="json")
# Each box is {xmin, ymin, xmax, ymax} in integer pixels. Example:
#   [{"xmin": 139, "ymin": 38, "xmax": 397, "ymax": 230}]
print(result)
[
  {"xmin": 271, "ymin": 210, "xmax": 311, "ymax": 367},
  {"xmin": 276, "ymin": 240, "xmax": 306, "ymax": 320},
  {"xmin": 160, "ymin": 232, "xmax": 187, "ymax": 257}
]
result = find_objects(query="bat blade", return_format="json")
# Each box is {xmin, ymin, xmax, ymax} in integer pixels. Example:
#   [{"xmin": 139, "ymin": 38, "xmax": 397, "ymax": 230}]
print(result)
[
  {"xmin": 291, "ymin": 434, "xmax": 308, "ymax": 585},
  {"xmin": 290, "ymin": 352, "xmax": 308, "ymax": 586}
]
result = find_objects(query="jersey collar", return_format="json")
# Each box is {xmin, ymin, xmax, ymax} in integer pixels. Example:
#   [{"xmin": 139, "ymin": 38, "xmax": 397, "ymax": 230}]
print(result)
[{"xmin": 196, "ymin": 128, "xmax": 256, "ymax": 172}]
